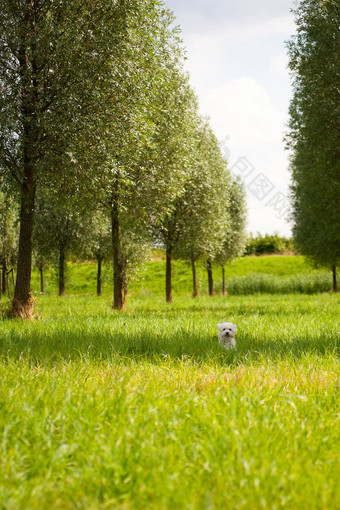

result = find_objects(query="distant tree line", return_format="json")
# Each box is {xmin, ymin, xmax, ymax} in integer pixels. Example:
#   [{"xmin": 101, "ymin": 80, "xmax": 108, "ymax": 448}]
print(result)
[
  {"xmin": 245, "ymin": 233, "xmax": 295, "ymax": 256},
  {"xmin": 0, "ymin": 0, "xmax": 247, "ymax": 316},
  {"xmin": 286, "ymin": 0, "xmax": 340, "ymax": 292}
]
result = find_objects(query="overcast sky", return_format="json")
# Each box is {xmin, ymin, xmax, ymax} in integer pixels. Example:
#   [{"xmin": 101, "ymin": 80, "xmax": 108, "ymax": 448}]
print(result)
[{"xmin": 165, "ymin": 0, "xmax": 296, "ymax": 236}]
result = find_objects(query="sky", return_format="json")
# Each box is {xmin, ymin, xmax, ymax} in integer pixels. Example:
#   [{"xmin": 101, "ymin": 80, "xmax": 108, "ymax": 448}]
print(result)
[{"xmin": 165, "ymin": 0, "xmax": 296, "ymax": 236}]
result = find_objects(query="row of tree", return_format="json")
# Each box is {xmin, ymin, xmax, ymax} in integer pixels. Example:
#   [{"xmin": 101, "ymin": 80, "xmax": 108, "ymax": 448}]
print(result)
[
  {"xmin": 0, "ymin": 163, "xmax": 247, "ymax": 303},
  {"xmin": 0, "ymin": 0, "xmax": 247, "ymax": 316},
  {"xmin": 286, "ymin": 0, "xmax": 340, "ymax": 292}
]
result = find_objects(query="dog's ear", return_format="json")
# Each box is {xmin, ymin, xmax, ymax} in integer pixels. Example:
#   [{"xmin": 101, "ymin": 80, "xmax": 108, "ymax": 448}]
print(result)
[
  {"xmin": 217, "ymin": 323, "xmax": 222, "ymax": 328},
  {"xmin": 233, "ymin": 324, "xmax": 237, "ymax": 331}
]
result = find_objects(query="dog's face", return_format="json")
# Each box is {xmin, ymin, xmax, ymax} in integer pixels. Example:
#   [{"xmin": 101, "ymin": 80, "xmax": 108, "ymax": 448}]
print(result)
[{"xmin": 217, "ymin": 322, "xmax": 237, "ymax": 339}]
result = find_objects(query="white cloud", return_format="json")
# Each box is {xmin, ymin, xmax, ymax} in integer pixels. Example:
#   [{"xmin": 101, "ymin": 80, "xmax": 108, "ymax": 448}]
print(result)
[
  {"xmin": 201, "ymin": 78, "xmax": 285, "ymax": 150},
  {"xmin": 231, "ymin": 15, "xmax": 295, "ymax": 39},
  {"xmin": 200, "ymin": 78, "xmax": 292, "ymax": 235},
  {"xmin": 269, "ymin": 53, "xmax": 290, "ymax": 79}
]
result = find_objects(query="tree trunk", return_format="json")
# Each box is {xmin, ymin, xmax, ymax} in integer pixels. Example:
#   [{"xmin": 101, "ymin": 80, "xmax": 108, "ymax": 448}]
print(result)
[
  {"xmin": 1, "ymin": 259, "xmax": 7, "ymax": 296},
  {"xmin": 221, "ymin": 265, "xmax": 226, "ymax": 296},
  {"xmin": 332, "ymin": 265, "xmax": 338, "ymax": 293},
  {"xmin": 111, "ymin": 201, "xmax": 126, "ymax": 311},
  {"xmin": 59, "ymin": 247, "xmax": 66, "ymax": 296},
  {"xmin": 97, "ymin": 256, "xmax": 103, "ymax": 296},
  {"xmin": 0, "ymin": 267, "xmax": 2, "ymax": 299},
  {"xmin": 191, "ymin": 256, "xmax": 198, "ymax": 298},
  {"xmin": 166, "ymin": 245, "xmax": 173, "ymax": 303},
  {"xmin": 11, "ymin": 173, "xmax": 36, "ymax": 318},
  {"xmin": 11, "ymin": 40, "xmax": 38, "ymax": 318},
  {"xmin": 39, "ymin": 263, "xmax": 44, "ymax": 294},
  {"xmin": 207, "ymin": 258, "xmax": 215, "ymax": 296},
  {"xmin": 11, "ymin": 268, "xmax": 15, "ymax": 289},
  {"xmin": 6, "ymin": 271, "xmax": 11, "ymax": 299}
]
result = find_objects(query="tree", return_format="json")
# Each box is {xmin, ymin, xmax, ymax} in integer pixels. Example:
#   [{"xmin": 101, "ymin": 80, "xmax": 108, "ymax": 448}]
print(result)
[
  {"xmin": 245, "ymin": 233, "xmax": 294, "ymax": 256},
  {"xmin": 216, "ymin": 176, "xmax": 247, "ymax": 295},
  {"xmin": 181, "ymin": 122, "xmax": 231, "ymax": 298},
  {"xmin": 34, "ymin": 183, "xmax": 88, "ymax": 296},
  {"xmin": 84, "ymin": 29, "xmax": 198, "ymax": 310},
  {"xmin": 33, "ymin": 253, "xmax": 48, "ymax": 295},
  {"xmin": 0, "ymin": 0, "xmax": 141, "ymax": 317},
  {"xmin": 33, "ymin": 231, "xmax": 51, "ymax": 295},
  {"xmin": 286, "ymin": 0, "xmax": 340, "ymax": 292},
  {"xmin": 159, "ymin": 119, "xmax": 231, "ymax": 300},
  {"xmin": 85, "ymin": 212, "xmax": 112, "ymax": 297},
  {"xmin": 33, "ymin": 199, "xmax": 56, "ymax": 295}
]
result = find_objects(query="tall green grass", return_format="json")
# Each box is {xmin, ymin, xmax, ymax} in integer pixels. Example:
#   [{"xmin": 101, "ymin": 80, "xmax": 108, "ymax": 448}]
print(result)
[
  {"xmin": 1, "ymin": 353, "xmax": 339, "ymax": 509},
  {"xmin": 224, "ymin": 271, "xmax": 331, "ymax": 294},
  {"xmin": 1, "ymin": 262, "xmax": 339, "ymax": 509},
  {"xmin": 0, "ymin": 294, "xmax": 339, "ymax": 508},
  {"xmin": 1, "ymin": 294, "xmax": 339, "ymax": 363}
]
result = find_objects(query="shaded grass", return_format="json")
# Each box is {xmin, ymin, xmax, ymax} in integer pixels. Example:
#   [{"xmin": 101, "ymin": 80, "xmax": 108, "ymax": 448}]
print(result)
[{"xmin": 1, "ymin": 294, "xmax": 339, "ymax": 363}]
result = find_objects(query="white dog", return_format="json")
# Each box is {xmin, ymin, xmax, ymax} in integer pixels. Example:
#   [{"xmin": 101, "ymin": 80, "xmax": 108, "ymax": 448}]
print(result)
[{"xmin": 217, "ymin": 322, "xmax": 237, "ymax": 350}]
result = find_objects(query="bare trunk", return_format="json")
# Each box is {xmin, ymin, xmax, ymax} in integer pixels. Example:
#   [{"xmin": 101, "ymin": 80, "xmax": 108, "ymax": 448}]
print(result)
[
  {"xmin": 166, "ymin": 245, "xmax": 173, "ymax": 303},
  {"xmin": 97, "ymin": 256, "xmax": 102, "ymax": 296},
  {"xmin": 111, "ymin": 201, "xmax": 126, "ymax": 311},
  {"xmin": 207, "ymin": 258, "xmax": 215, "ymax": 296},
  {"xmin": 6, "ymin": 271, "xmax": 11, "ymax": 299},
  {"xmin": 11, "ymin": 38, "xmax": 38, "ymax": 318},
  {"xmin": 1, "ymin": 259, "xmax": 7, "ymax": 296},
  {"xmin": 332, "ymin": 265, "xmax": 338, "ymax": 293},
  {"xmin": 221, "ymin": 266, "xmax": 226, "ymax": 296},
  {"xmin": 7, "ymin": 269, "xmax": 15, "ymax": 299},
  {"xmin": 11, "ymin": 172, "xmax": 36, "ymax": 318},
  {"xmin": 59, "ymin": 246, "xmax": 66, "ymax": 296},
  {"xmin": 192, "ymin": 256, "xmax": 198, "ymax": 298}
]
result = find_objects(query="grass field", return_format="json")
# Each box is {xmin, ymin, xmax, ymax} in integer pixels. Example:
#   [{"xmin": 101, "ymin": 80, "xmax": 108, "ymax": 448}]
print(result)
[
  {"xmin": 0, "ymin": 257, "xmax": 339, "ymax": 509},
  {"xmin": 29, "ymin": 255, "xmax": 332, "ymax": 297}
]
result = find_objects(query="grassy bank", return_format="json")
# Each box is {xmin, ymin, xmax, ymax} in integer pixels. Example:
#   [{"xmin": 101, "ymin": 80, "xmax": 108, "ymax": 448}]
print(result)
[{"xmin": 28, "ymin": 255, "xmax": 332, "ymax": 297}]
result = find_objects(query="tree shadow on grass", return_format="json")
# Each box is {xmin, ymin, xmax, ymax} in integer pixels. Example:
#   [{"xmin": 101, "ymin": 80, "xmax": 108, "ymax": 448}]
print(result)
[{"xmin": 0, "ymin": 323, "xmax": 338, "ymax": 366}]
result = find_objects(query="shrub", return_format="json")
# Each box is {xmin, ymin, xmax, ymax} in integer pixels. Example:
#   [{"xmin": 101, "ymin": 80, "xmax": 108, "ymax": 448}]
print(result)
[{"xmin": 245, "ymin": 233, "xmax": 295, "ymax": 255}]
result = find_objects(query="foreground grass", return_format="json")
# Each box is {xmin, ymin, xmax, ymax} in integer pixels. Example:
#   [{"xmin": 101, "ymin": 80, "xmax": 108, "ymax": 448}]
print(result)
[
  {"xmin": 1, "ymin": 356, "xmax": 339, "ymax": 509},
  {"xmin": 0, "ymin": 293, "xmax": 339, "ymax": 509}
]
